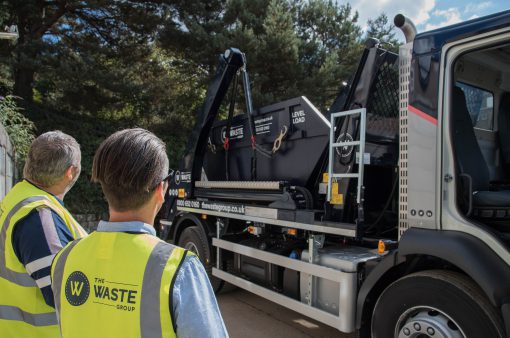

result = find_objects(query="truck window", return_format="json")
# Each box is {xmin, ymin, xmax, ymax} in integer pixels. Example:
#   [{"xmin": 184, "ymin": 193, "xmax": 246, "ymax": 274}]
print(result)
[{"xmin": 456, "ymin": 82, "xmax": 494, "ymax": 131}]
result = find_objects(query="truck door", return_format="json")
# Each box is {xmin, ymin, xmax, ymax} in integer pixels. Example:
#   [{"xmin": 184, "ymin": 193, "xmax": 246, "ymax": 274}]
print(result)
[{"xmin": 441, "ymin": 26, "xmax": 510, "ymax": 260}]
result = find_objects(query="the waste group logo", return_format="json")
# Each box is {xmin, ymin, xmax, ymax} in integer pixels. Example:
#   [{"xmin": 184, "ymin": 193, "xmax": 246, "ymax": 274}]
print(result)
[{"xmin": 65, "ymin": 271, "xmax": 90, "ymax": 306}]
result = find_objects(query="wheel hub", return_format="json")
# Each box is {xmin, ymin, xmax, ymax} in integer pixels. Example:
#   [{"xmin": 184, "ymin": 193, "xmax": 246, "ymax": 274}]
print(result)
[{"xmin": 397, "ymin": 307, "xmax": 465, "ymax": 338}]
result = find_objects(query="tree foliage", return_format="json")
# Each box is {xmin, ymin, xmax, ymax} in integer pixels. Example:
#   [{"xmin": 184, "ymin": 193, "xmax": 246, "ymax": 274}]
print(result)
[
  {"xmin": 158, "ymin": 0, "xmax": 365, "ymax": 111},
  {"xmin": 0, "ymin": 95, "xmax": 35, "ymax": 163},
  {"xmin": 293, "ymin": 0, "xmax": 362, "ymax": 110},
  {"xmin": 366, "ymin": 13, "xmax": 400, "ymax": 52},
  {"xmin": 1, "ymin": 0, "xmax": 173, "ymax": 100}
]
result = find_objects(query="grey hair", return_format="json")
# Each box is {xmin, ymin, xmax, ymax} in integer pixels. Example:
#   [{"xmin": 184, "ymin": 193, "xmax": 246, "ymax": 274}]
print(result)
[{"xmin": 23, "ymin": 131, "xmax": 81, "ymax": 187}]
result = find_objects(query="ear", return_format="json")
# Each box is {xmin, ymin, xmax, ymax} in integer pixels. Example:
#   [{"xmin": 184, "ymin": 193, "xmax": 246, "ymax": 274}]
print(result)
[
  {"xmin": 65, "ymin": 166, "xmax": 74, "ymax": 180},
  {"xmin": 155, "ymin": 181, "xmax": 166, "ymax": 204}
]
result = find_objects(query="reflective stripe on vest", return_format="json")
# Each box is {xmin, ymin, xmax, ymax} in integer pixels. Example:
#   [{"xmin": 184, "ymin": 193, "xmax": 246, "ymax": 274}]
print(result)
[
  {"xmin": 140, "ymin": 242, "xmax": 172, "ymax": 338},
  {"xmin": 0, "ymin": 305, "xmax": 58, "ymax": 326},
  {"xmin": 0, "ymin": 196, "xmax": 45, "ymax": 286},
  {"xmin": 51, "ymin": 232, "xmax": 188, "ymax": 338}
]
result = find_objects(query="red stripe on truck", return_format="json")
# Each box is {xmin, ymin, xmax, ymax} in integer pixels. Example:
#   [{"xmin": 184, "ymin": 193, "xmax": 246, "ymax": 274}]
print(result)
[{"xmin": 408, "ymin": 105, "xmax": 438, "ymax": 126}]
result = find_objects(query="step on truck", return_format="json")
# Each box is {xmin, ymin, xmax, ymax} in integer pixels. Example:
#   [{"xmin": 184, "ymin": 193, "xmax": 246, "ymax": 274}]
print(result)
[{"xmin": 159, "ymin": 11, "xmax": 510, "ymax": 338}]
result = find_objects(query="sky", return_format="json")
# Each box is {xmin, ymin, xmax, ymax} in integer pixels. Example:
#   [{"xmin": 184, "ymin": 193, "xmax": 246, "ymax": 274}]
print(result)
[{"xmin": 341, "ymin": 0, "xmax": 509, "ymax": 38}]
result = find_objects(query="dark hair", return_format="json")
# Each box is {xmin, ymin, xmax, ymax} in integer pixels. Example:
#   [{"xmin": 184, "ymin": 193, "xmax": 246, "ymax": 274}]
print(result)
[{"xmin": 91, "ymin": 128, "xmax": 169, "ymax": 211}]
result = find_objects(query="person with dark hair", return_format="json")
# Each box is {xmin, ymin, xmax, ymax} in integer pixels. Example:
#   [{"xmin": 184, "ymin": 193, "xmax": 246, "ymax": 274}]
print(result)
[
  {"xmin": 0, "ymin": 131, "xmax": 87, "ymax": 337},
  {"xmin": 51, "ymin": 128, "xmax": 228, "ymax": 338}
]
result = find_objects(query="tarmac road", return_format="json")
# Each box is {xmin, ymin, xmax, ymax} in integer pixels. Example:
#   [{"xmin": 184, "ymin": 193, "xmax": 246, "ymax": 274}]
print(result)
[{"xmin": 217, "ymin": 288, "xmax": 355, "ymax": 338}]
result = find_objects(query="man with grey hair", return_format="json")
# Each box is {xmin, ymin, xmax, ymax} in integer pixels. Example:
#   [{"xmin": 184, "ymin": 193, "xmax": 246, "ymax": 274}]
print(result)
[{"xmin": 0, "ymin": 131, "xmax": 87, "ymax": 338}]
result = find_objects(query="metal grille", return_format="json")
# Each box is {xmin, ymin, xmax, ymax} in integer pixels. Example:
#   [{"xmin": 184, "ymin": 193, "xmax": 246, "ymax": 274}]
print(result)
[
  {"xmin": 398, "ymin": 44, "xmax": 413, "ymax": 239},
  {"xmin": 366, "ymin": 52, "xmax": 400, "ymax": 139}
]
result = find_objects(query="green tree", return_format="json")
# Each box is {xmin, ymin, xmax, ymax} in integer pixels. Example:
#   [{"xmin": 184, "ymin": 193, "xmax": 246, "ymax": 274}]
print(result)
[
  {"xmin": 158, "ymin": 0, "xmax": 364, "ymax": 112},
  {"xmin": 251, "ymin": 0, "xmax": 300, "ymax": 105},
  {"xmin": 159, "ymin": 0, "xmax": 229, "ymax": 74},
  {"xmin": 293, "ymin": 0, "xmax": 363, "ymax": 111},
  {"xmin": 0, "ymin": 95, "xmax": 35, "ymax": 163},
  {"xmin": 366, "ymin": 13, "xmax": 400, "ymax": 52},
  {"xmin": 0, "ymin": 0, "xmax": 176, "ymax": 102}
]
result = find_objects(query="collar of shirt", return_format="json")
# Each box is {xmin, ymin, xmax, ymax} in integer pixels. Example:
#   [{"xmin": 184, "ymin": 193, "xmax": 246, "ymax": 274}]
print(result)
[
  {"xmin": 24, "ymin": 179, "xmax": 65, "ymax": 206},
  {"xmin": 96, "ymin": 220, "xmax": 156, "ymax": 236}
]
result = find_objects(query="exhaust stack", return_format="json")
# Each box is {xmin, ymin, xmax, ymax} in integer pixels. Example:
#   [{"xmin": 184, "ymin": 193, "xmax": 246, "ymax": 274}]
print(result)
[{"xmin": 394, "ymin": 14, "xmax": 417, "ymax": 43}]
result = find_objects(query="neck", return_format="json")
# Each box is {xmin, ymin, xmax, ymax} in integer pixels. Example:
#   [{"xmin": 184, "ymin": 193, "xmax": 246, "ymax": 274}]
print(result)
[
  {"xmin": 109, "ymin": 208, "xmax": 155, "ymax": 225},
  {"xmin": 29, "ymin": 180, "xmax": 65, "ymax": 200},
  {"xmin": 43, "ymin": 187, "xmax": 65, "ymax": 200}
]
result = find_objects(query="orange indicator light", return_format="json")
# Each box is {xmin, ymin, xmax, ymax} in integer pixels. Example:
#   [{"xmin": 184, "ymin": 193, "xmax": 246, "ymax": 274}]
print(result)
[
  {"xmin": 287, "ymin": 228, "xmax": 297, "ymax": 236},
  {"xmin": 378, "ymin": 240, "xmax": 386, "ymax": 254}
]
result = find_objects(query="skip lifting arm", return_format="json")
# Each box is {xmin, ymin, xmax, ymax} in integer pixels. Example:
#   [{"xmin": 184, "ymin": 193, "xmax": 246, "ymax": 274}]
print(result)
[{"xmin": 181, "ymin": 48, "xmax": 246, "ymax": 190}]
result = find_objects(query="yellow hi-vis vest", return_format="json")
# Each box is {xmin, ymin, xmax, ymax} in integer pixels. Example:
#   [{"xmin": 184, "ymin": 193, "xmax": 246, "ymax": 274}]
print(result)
[
  {"xmin": 51, "ymin": 231, "xmax": 190, "ymax": 338},
  {"xmin": 0, "ymin": 180, "xmax": 87, "ymax": 337}
]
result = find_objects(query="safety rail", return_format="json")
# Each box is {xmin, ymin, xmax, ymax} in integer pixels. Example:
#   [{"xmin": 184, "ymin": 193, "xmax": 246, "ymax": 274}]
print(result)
[
  {"xmin": 212, "ymin": 231, "xmax": 360, "ymax": 333},
  {"xmin": 327, "ymin": 108, "xmax": 367, "ymax": 204}
]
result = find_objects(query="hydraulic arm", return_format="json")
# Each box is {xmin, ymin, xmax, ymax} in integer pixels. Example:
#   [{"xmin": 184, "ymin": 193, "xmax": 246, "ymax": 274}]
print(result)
[{"xmin": 182, "ymin": 48, "xmax": 245, "ymax": 192}]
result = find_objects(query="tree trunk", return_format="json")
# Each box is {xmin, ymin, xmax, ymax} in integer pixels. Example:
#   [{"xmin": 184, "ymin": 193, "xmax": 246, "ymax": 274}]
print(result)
[
  {"xmin": 11, "ymin": 1, "xmax": 71, "ymax": 103},
  {"xmin": 12, "ymin": 12, "xmax": 35, "ymax": 103},
  {"xmin": 13, "ymin": 65, "xmax": 34, "ymax": 102}
]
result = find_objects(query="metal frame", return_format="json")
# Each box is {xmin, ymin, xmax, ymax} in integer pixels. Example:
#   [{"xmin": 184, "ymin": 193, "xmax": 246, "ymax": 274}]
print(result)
[
  {"xmin": 327, "ymin": 108, "xmax": 367, "ymax": 204},
  {"xmin": 398, "ymin": 42, "xmax": 413, "ymax": 239},
  {"xmin": 177, "ymin": 205, "xmax": 356, "ymax": 237},
  {"xmin": 212, "ymin": 238, "xmax": 358, "ymax": 332},
  {"xmin": 306, "ymin": 234, "xmax": 324, "ymax": 307}
]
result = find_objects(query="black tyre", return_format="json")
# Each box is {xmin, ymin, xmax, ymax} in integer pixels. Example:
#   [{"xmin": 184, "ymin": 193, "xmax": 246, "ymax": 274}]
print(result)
[
  {"xmin": 372, "ymin": 270, "xmax": 504, "ymax": 338},
  {"xmin": 178, "ymin": 226, "xmax": 224, "ymax": 293}
]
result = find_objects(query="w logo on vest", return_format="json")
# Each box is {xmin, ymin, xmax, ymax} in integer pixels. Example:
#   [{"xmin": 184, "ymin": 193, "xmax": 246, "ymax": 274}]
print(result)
[
  {"xmin": 65, "ymin": 271, "xmax": 90, "ymax": 306},
  {"xmin": 71, "ymin": 280, "xmax": 84, "ymax": 296}
]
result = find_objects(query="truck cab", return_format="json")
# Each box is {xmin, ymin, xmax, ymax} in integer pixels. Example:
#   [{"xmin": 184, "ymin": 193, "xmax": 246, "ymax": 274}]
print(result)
[{"xmin": 160, "ymin": 10, "xmax": 510, "ymax": 338}]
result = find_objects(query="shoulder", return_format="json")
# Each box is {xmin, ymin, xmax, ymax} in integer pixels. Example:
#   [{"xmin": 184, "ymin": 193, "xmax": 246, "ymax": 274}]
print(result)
[
  {"xmin": 16, "ymin": 205, "xmax": 66, "ymax": 229},
  {"xmin": 13, "ymin": 206, "xmax": 73, "ymax": 256},
  {"xmin": 150, "ymin": 238, "xmax": 190, "ymax": 257},
  {"xmin": 173, "ymin": 254, "xmax": 206, "ymax": 287},
  {"xmin": 133, "ymin": 237, "xmax": 191, "ymax": 270},
  {"xmin": 35, "ymin": 206, "xmax": 73, "ymax": 240},
  {"xmin": 11, "ymin": 209, "xmax": 43, "ymax": 259},
  {"xmin": 13, "ymin": 208, "xmax": 42, "ymax": 230},
  {"xmin": 12, "ymin": 206, "xmax": 57, "ymax": 240}
]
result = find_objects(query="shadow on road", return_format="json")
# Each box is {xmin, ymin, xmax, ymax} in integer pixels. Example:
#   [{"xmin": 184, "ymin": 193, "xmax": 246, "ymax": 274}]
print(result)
[{"xmin": 217, "ymin": 288, "xmax": 355, "ymax": 338}]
